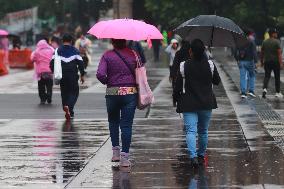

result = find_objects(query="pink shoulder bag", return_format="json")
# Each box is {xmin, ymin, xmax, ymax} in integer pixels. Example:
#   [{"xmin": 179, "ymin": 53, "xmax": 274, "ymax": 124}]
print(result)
[
  {"xmin": 132, "ymin": 50, "xmax": 154, "ymax": 110},
  {"xmin": 113, "ymin": 49, "xmax": 154, "ymax": 110}
]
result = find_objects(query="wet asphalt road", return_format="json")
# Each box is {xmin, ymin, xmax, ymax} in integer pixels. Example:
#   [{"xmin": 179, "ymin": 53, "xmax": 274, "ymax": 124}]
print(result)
[{"xmin": 0, "ymin": 46, "xmax": 283, "ymax": 188}]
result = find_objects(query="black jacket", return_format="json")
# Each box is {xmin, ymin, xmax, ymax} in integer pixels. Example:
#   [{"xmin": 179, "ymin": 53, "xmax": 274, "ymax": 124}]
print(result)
[
  {"xmin": 50, "ymin": 45, "xmax": 86, "ymax": 79},
  {"xmin": 173, "ymin": 57, "xmax": 221, "ymax": 113},
  {"xmin": 235, "ymin": 39, "xmax": 258, "ymax": 62},
  {"xmin": 170, "ymin": 48, "xmax": 191, "ymax": 78}
]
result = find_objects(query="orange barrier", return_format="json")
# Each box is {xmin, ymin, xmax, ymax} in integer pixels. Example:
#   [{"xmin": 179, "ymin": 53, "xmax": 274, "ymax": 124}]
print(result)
[
  {"xmin": 9, "ymin": 49, "xmax": 33, "ymax": 69},
  {"xmin": 0, "ymin": 50, "xmax": 9, "ymax": 76}
]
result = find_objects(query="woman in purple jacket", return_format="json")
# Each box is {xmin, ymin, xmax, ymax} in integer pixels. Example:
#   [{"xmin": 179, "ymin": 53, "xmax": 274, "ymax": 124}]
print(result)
[{"xmin": 97, "ymin": 39, "xmax": 139, "ymax": 167}]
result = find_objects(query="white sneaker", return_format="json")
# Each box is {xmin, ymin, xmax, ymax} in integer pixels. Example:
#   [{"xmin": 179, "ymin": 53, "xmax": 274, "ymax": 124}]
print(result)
[
  {"xmin": 111, "ymin": 146, "xmax": 120, "ymax": 162},
  {"xmin": 248, "ymin": 92, "xmax": 256, "ymax": 98},
  {"xmin": 275, "ymin": 93, "xmax": 283, "ymax": 98},
  {"xmin": 120, "ymin": 152, "xmax": 131, "ymax": 167},
  {"xmin": 263, "ymin": 88, "xmax": 267, "ymax": 93},
  {"xmin": 241, "ymin": 94, "xmax": 247, "ymax": 98}
]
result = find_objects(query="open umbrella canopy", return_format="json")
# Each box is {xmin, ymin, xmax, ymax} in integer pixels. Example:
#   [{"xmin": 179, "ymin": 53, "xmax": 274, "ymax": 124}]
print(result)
[
  {"xmin": 0, "ymin": 29, "xmax": 9, "ymax": 36},
  {"xmin": 174, "ymin": 15, "xmax": 248, "ymax": 48},
  {"xmin": 87, "ymin": 19, "xmax": 163, "ymax": 41}
]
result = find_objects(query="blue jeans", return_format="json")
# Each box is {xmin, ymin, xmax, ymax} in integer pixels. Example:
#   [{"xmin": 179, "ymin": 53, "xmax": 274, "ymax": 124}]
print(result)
[
  {"xmin": 106, "ymin": 94, "xmax": 137, "ymax": 153},
  {"xmin": 183, "ymin": 110, "xmax": 212, "ymax": 158},
  {"xmin": 238, "ymin": 60, "xmax": 255, "ymax": 94}
]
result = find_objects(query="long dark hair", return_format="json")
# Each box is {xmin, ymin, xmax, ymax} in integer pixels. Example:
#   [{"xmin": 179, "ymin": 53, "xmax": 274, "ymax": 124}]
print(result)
[
  {"xmin": 190, "ymin": 39, "xmax": 205, "ymax": 61},
  {"xmin": 111, "ymin": 39, "xmax": 127, "ymax": 49}
]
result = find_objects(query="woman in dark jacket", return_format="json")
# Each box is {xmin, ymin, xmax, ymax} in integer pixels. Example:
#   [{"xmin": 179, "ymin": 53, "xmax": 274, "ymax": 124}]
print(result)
[{"xmin": 173, "ymin": 39, "xmax": 221, "ymax": 168}]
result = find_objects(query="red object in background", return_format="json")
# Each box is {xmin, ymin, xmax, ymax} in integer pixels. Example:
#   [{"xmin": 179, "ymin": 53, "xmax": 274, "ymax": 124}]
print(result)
[
  {"xmin": 0, "ymin": 50, "xmax": 9, "ymax": 76},
  {"xmin": 9, "ymin": 49, "xmax": 33, "ymax": 69},
  {"xmin": 168, "ymin": 31, "xmax": 173, "ymax": 40}
]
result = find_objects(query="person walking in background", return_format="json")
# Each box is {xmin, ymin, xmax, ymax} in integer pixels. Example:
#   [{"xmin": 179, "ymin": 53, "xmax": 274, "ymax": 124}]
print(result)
[
  {"xmin": 152, "ymin": 39, "xmax": 162, "ymax": 62},
  {"xmin": 0, "ymin": 35, "xmax": 9, "ymax": 71},
  {"xmin": 31, "ymin": 39, "xmax": 54, "ymax": 104},
  {"xmin": 12, "ymin": 36, "xmax": 22, "ymax": 50},
  {"xmin": 50, "ymin": 34, "xmax": 86, "ymax": 120},
  {"xmin": 173, "ymin": 39, "xmax": 221, "ymax": 168},
  {"xmin": 264, "ymin": 28, "xmax": 270, "ymax": 41},
  {"xmin": 75, "ymin": 33, "xmax": 92, "ymax": 69},
  {"xmin": 261, "ymin": 28, "xmax": 283, "ymax": 98},
  {"xmin": 170, "ymin": 40, "xmax": 191, "ymax": 106},
  {"xmin": 235, "ymin": 32, "xmax": 258, "ymax": 98},
  {"xmin": 50, "ymin": 36, "xmax": 61, "ymax": 49},
  {"xmin": 165, "ymin": 39, "xmax": 180, "ymax": 70},
  {"xmin": 127, "ymin": 40, "xmax": 146, "ymax": 64},
  {"xmin": 165, "ymin": 38, "xmax": 180, "ymax": 100},
  {"xmin": 97, "ymin": 39, "xmax": 140, "ymax": 167}
]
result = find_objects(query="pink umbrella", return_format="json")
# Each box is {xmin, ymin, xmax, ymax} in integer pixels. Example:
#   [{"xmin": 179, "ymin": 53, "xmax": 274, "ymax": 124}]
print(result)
[
  {"xmin": 0, "ymin": 29, "xmax": 8, "ymax": 36},
  {"xmin": 87, "ymin": 19, "xmax": 163, "ymax": 41}
]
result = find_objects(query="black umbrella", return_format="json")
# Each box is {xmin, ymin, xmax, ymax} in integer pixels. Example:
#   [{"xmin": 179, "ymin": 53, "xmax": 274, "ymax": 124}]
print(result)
[{"xmin": 174, "ymin": 15, "xmax": 248, "ymax": 48}]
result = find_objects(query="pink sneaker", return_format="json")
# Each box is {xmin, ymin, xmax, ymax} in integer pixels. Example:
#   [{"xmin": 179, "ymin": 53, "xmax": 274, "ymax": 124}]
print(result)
[
  {"xmin": 63, "ymin": 106, "xmax": 71, "ymax": 120},
  {"xmin": 120, "ymin": 152, "xmax": 131, "ymax": 167},
  {"xmin": 111, "ymin": 146, "xmax": 120, "ymax": 162}
]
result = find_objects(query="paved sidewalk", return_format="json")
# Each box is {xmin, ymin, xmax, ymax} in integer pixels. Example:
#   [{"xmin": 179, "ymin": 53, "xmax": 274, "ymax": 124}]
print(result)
[
  {"xmin": 66, "ymin": 66, "xmax": 284, "ymax": 188},
  {"xmin": 214, "ymin": 49, "xmax": 284, "ymax": 152}
]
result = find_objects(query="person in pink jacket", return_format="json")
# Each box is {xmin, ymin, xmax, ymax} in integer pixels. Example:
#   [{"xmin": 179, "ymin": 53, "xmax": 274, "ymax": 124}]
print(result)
[{"xmin": 31, "ymin": 39, "xmax": 54, "ymax": 104}]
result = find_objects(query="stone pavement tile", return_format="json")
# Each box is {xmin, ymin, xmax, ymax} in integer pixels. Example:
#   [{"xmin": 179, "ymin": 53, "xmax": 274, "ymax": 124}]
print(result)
[
  {"xmin": 242, "ymin": 185, "xmax": 264, "ymax": 189},
  {"xmin": 148, "ymin": 76, "xmax": 180, "ymax": 119},
  {"xmin": 65, "ymin": 139, "xmax": 113, "ymax": 188},
  {"xmin": 0, "ymin": 119, "xmax": 109, "ymax": 188},
  {"xmin": 264, "ymin": 184, "xmax": 284, "ymax": 189}
]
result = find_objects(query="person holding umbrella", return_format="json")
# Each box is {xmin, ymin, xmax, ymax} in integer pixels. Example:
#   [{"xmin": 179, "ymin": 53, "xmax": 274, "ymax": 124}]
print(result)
[
  {"xmin": 96, "ymin": 39, "xmax": 140, "ymax": 167},
  {"xmin": 173, "ymin": 39, "xmax": 221, "ymax": 168},
  {"xmin": 88, "ymin": 18, "xmax": 163, "ymax": 168}
]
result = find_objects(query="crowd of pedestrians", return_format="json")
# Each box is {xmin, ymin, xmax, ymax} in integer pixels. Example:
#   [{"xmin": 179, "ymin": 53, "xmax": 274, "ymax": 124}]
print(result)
[
  {"xmin": 233, "ymin": 28, "xmax": 283, "ymax": 99},
  {"xmin": 27, "ymin": 22, "xmax": 283, "ymax": 170}
]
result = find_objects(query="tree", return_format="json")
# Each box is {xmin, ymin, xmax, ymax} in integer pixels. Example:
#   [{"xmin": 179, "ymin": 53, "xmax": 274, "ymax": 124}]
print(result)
[
  {"xmin": 0, "ymin": 0, "xmax": 113, "ymax": 30},
  {"xmin": 145, "ymin": 0, "xmax": 284, "ymax": 38}
]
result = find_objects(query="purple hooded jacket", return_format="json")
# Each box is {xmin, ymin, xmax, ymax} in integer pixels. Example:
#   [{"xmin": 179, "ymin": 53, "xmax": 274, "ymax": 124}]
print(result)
[{"xmin": 97, "ymin": 48, "xmax": 139, "ymax": 88}]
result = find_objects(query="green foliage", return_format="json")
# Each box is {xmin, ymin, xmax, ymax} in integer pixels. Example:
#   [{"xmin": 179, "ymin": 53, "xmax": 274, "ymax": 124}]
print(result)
[
  {"xmin": 0, "ymin": 0, "xmax": 112, "ymax": 22},
  {"xmin": 145, "ymin": 0, "xmax": 284, "ymax": 36}
]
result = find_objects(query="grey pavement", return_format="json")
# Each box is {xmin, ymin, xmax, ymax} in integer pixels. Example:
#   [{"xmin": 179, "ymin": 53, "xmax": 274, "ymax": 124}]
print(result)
[
  {"xmin": 0, "ymin": 46, "xmax": 283, "ymax": 188},
  {"xmin": 214, "ymin": 49, "xmax": 284, "ymax": 152},
  {"xmin": 65, "ymin": 66, "xmax": 284, "ymax": 189}
]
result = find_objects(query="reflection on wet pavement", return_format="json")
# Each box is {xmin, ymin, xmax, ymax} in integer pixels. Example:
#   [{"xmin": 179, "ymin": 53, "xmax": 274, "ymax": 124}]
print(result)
[
  {"xmin": 69, "ymin": 81, "xmax": 284, "ymax": 188},
  {"xmin": 215, "ymin": 50, "xmax": 284, "ymax": 153},
  {"xmin": 0, "ymin": 119, "xmax": 109, "ymax": 188}
]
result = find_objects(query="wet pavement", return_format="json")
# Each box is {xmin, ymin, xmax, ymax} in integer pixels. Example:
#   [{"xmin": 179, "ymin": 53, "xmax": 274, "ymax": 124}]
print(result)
[
  {"xmin": 0, "ymin": 119, "xmax": 109, "ymax": 188},
  {"xmin": 66, "ymin": 72, "xmax": 284, "ymax": 189},
  {"xmin": 0, "ymin": 46, "xmax": 283, "ymax": 188},
  {"xmin": 215, "ymin": 49, "xmax": 284, "ymax": 153}
]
